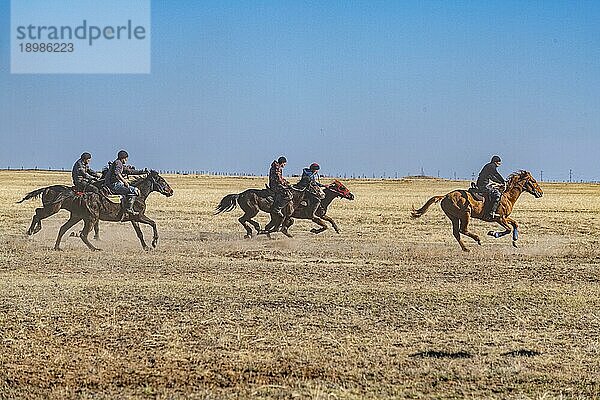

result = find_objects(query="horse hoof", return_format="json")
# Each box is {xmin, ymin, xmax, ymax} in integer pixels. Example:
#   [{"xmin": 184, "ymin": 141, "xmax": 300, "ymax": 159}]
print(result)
[
  {"xmin": 143, "ymin": 246, "xmax": 151, "ymax": 251},
  {"xmin": 53, "ymin": 247, "xmax": 62, "ymax": 252},
  {"xmin": 512, "ymin": 241, "xmax": 518, "ymax": 248},
  {"xmin": 244, "ymin": 234, "xmax": 251, "ymax": 239},
  {"xmin": 477, "ymin": 240, "xmax": 482, "ymax": 245},
  {"xmin": 462, "ymin": 248, "xmax": 470, "ymax": 252}
]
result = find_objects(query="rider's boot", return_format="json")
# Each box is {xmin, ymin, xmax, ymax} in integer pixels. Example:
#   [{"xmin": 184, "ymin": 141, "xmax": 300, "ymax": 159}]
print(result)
[
  {"xmin": 126, "ymin": 196, "xmax": 138, "ymax": 216},
  {"xmin": 489, "ymin": 199, "xmax": 501, "ymax": 219}
]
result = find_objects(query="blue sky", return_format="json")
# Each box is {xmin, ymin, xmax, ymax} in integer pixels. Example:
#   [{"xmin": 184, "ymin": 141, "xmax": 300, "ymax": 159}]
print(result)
[{"xmin": 1, "ymin": 1, "xmax": 599, "ymax": 180}]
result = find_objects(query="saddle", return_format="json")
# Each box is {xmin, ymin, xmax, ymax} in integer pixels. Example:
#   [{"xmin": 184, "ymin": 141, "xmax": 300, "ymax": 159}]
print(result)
[
  {"xmin": 467, "ymin": 183, "xmax": 487, "ymax": 202},
  {"xmin": 100, "ymin": 186, "xmax": 123, "ymax": 204}
]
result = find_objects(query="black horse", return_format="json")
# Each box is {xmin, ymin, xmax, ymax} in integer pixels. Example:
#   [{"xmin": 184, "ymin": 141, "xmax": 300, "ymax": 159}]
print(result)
[
  {"xmin": 215, "ymin": 180, "xmax": 354, "ymax": 237},
  {"xmin": 19, "ymin": 171, "xmax": 173, "ymax": 251}
]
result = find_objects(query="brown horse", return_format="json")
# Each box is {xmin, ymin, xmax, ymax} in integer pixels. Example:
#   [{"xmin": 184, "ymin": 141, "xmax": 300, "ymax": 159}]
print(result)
[
  {"xmin": 215, "ymin": 180, "xmax": 354, "ymax": 238},
  {"xmin": 411, "ymin": 170, "xmax": 543, "ymax": 251},
  {"xmin": 19, "ymin": 171, "xmax": 173, "ymax": 251}
]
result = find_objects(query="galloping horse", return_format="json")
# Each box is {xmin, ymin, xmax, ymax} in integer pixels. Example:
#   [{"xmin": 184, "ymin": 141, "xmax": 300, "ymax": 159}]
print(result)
[
  {"xmin": 19, "ymin": 170, "xmax": 173, "ymax": 251},
  {"xmin": 215, "ymin": 180, "xmax": 354, "ymax": 238},
  {"xmin": 411, "ymin": 170, "xmax": 543, "ymax": 251}
]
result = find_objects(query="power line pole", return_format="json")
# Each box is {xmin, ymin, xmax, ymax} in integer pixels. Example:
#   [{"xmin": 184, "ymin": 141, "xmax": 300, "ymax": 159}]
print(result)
[
  {"xmin": 540, "ymin": 170, "xmax": 543, "ymax": 182},
  {"xmin": 569, "ymin": 169, "xmax": 573, "ymax": 183}
]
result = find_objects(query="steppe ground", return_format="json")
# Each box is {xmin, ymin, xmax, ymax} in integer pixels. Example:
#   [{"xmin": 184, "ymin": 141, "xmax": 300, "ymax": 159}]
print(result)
[{"xmin": 1, "ymin": 170, "xmax": 599, "ymax": 399}]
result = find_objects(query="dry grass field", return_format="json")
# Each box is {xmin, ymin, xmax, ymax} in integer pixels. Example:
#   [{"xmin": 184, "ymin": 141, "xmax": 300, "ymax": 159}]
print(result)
[{"xmin": 1, "ymin": 170, "xmax": 600, "ymax": 399}]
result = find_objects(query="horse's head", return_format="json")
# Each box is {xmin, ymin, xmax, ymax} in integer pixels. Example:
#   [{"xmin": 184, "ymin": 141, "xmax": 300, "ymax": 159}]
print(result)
[
  {"xmin": 509, "ymin": 170, "xmax": 543, "ymax": 198},
  {"xmin": 326, "ymin": 180, "xmax": 354, "ymax": 200},
  {"xmin": 148, "ymin": 170, "xmax": 174, "ymax": 197}
]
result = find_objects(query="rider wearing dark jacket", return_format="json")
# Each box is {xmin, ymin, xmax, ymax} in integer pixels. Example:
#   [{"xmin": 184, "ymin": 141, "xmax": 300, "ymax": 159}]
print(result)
[
  {"xmin": 72, "ymin": 152, "xmax": 101, "ymax": 193},
  {"xmin": 269, "ymin": 156, "xmax": 292, "ymax": 218},
  {"xmin": 105, "ymin": 150, "xmax": 147, "ymax": 215},
  {"xmin": 477, "ymin": 155, "xmax": 505, "ymax": 219}
]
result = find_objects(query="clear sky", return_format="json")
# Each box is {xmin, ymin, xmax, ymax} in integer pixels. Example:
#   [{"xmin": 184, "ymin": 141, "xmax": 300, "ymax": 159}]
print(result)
[{"xmin": 1, "ymin": 1, "xmax": 599, "ymax": 180}]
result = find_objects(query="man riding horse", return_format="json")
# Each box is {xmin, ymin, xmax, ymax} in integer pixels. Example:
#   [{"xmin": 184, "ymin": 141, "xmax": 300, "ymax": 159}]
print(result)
[
  {"xmin": 269, "ymin": 156, "xmax": 293, "ymax": 218},
  {"xmin": 72, "ymin": 152, "xmax": 102, "ymax": 194},
  {"xmin": 105, "ymin": 150, "xmax": 147, "ymax": 216},
  {"xmin": 295, "ymin": 162, "xmax": 326, "ymax": 217},
  {"xmin": 477, "ymin": 155, "xmax": 505, "ymax": 219}
]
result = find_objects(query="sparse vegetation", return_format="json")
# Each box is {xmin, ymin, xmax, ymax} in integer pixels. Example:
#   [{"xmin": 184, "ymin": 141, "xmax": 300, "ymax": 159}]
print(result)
[{"xmin": 1, "ymin": 171, "xmax": 600, "ymax": 399}]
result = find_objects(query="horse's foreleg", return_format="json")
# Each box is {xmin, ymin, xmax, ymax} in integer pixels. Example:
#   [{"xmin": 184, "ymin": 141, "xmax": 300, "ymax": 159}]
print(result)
[
  {"xmin": 131, "ymin": 221, "xmax": 150, "ymax": 250},
  {"xmin": 321, "ymin": 214, "xmax": 340, "ymax": 234},
  {"xmin": 138, "ymin": 215, "xmax": 159, "ymax": 248},
  {"xmin": 487, "ymin": 219, "xmax": 512, "ymax": 239},
  {"xmin": 54, "ymin": 215, "xmax": 82, "ymax": 250},
  {"xmin": 310, "ymin": 217, "xmax": 328, "ymax": 235},
  {"xmin": 505, "ymin": 217, "xmax": 519, "ymax": 247}
]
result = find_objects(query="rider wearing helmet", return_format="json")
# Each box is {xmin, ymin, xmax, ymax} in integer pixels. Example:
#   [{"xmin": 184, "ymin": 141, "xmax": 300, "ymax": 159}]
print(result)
[
  {"xmin": 269, "ymin": 156, "xmax": 292, "ymax": 218},
  {"xmin": 105, "ymin": 150, "xmax": 147, "ymax": 216},
  {"xmin": 477, "ymin": 155, "xmax": 505, "ymax": 219},
  {"xmin": 72, "ymin": 152, "xmax": 102, "ymax": 193}
]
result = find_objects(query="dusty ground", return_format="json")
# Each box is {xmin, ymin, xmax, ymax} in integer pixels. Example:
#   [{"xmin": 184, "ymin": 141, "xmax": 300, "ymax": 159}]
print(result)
[{"xmin": 1, "ymin": 170, "xmax": 599, "ymax": 399}]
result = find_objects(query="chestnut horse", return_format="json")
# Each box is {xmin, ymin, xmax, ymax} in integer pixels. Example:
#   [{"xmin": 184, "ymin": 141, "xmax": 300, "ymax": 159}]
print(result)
[{"xmin": 411, "ymin": 170, "xmax": 543, "ymax": 251}]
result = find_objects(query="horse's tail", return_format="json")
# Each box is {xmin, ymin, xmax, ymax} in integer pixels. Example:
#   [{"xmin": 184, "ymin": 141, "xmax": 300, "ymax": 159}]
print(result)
[
  {"xmin": 17, "ymin": 187, "xmax": 49, "ymax": 203},
  {"xmin": 17, "ymin": 185, "xmax": 72, "ymax": 205},
  {"xmin": 411, "ymin": 195, "xmax": 445, "ymax": 218},
  {"xmin": 215, "ymin": 193, "xmax": 239, "ymax": 214}
]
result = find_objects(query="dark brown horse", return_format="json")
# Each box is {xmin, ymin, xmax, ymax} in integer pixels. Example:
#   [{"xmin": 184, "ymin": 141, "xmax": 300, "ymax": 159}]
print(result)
[
  {"xmin": 411, "ymin": 170, "xmax": 543, "ymax": 251},
  {"xmin": 215, "ymin": 180, "xmax": 354, "ymax": 238},
  {"xmin": 19, "ymin": 170, "xmax": 173, "ymax": 251}
]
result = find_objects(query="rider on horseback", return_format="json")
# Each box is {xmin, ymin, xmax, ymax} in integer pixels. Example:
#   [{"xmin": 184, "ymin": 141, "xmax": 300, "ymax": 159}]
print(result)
[
  {"xmin": 477, "ymin": 155, "xmax": 505, "ymax": 219},
  {"xmin": 105, "ymin": 150, "xmax": 147, "ymax": 216},
  {"xmin": 296, "ymin": 163, "xmax": 326, "ymax": 211},
  {"xmin": 72, "ymin": 152, "xmax": 102, "ymax": 194},
  {"xmin": 269, "ymin": 156, "xmax": 292, "ymax": 218}
]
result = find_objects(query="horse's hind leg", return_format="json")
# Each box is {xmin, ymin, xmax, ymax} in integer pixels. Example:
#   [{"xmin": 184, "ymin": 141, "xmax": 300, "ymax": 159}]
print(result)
[
  {"xmin": 248, "ymin": 219, "xmax": 261, "ymax": 234},
  {"xmin": 80, "ymin": 218, "xmax": 100, "ymax": 251},
  {"xmin": 238, "ymin": 213, "xmax": 255, "ymax": 238},
  {"xmin": 460, "ymin": 212, "xmax": 481, "ymax": 245},
  {"xmin": 28, "ymin": 204, "xmax": 60, "ymax": 235},
  {"xmin": 54, "ymin": 215, "xmax": 82, "ymax": 250},
  {"xmin": 93, "ymin": 221, "xmax": 100, "ymax": 240},
  {"xmin": 281, "ymin": 218, "xmax": 294, "ymax": 237},
  {"xmin": 449, "ymin": 215, "xmax": 469, "ymax": 252}
]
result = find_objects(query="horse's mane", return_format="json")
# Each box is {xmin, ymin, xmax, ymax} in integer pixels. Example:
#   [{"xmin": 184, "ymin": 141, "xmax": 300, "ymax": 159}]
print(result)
[
  {"xmin": 130, "ymin": 174, "xmax": 150, "ymax": 186},
  {"xmin": 508, "ymin": 170, "xmax": 529, "ymax": 181}
]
